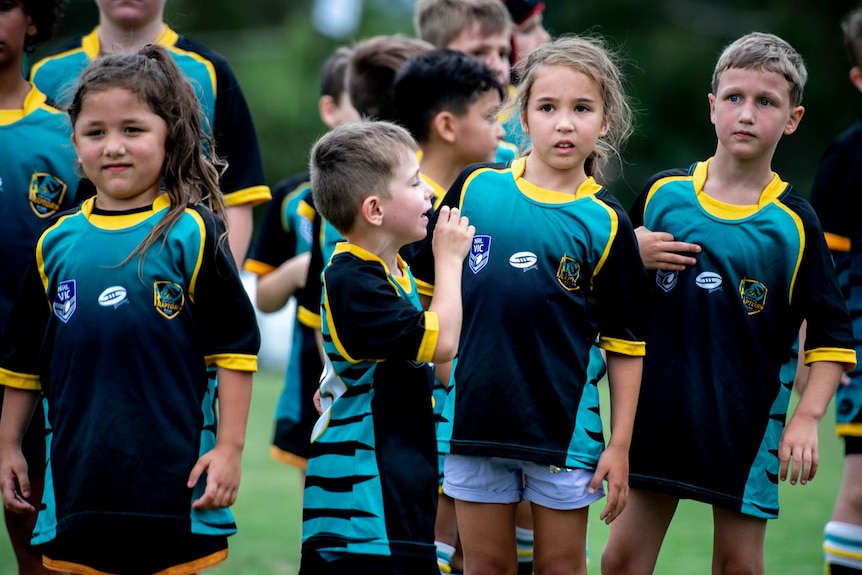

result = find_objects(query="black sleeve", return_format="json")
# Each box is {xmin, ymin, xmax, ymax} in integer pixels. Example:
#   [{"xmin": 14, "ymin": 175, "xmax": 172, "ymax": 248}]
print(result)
[{"xmin": 191, "ymin": 207, "xmax": 260, "ymax": 358}]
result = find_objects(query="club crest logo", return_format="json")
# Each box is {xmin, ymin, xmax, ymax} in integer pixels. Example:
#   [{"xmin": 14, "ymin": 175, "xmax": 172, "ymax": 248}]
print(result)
[
  {"xmin": 154, "ymin": 281, "xmax": 185, "ymax": 319},
  {"xmin": 556, "ymin": 255, "xmax": 580, "ymax": 291},
  {"xmin": 469, "ymin": 235, "xmax": 492, "ymax": 274},
  {"xmin": 53, "ymin": 279, "xmax": 77, "ymax": 323},
  {"xmin": 29, "ymin": 172, "xmax": 67, "ymax": 218},
  {"xmin": 656, "ymin": 269, "xmax": 677, "ymax": 292},
  {"xmin": 739, "ymin": 277, "xmax": 767, "ymax": 315}
]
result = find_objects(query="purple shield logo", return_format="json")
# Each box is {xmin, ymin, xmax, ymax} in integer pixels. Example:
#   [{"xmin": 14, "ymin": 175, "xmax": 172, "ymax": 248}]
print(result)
[{"xmin": 469, "ymin": 235, "xmax": 492, "ymax": 274}]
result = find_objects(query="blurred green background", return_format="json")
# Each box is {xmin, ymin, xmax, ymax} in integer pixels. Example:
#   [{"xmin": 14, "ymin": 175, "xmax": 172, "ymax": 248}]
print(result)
[{"xmin": 33, "ymin": 0, "xmax": 862, "ymax": 210}]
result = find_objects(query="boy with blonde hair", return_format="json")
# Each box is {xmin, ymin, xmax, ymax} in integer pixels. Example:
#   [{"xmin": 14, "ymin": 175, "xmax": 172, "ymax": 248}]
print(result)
[
  {"xmin": 603, "ymin": 32, "xmax": 856, "ymax": 575},
  {"xmin": 299, "ymin": 121, "xmax": 474, "ymax": 575}
]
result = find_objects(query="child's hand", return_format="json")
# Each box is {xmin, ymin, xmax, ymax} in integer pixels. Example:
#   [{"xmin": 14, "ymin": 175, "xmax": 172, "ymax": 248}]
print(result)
[
  {"xmin": 590, "ymin": 443, "xmax": 629, "ymax": 524},
  {"xmin": 634, "ymin": 226, "xmax": 700, "ymax": 271},
  {"xmin": 0, "ymin": 447, "xmax": 35, "ymax": 513},
  {"xmin": 432, "ymin": 206, "xmax": 475, "ymax": 264},
  {"xmin": 187, "ymin": 443, "xmax": 243, "ymax": 509},
  {"xmin": 778, "ymin": 413, "xmax": 819, "ymax": 485}
]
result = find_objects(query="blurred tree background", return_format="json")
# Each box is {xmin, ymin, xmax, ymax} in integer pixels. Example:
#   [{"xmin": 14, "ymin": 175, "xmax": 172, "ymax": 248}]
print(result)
[{"xmin": 37, "ymin": 0, "xmax": 862, "ymax": 210}]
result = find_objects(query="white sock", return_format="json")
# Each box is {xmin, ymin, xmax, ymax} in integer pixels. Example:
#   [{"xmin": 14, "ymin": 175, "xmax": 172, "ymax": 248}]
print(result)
[
  {"xmin": 436, "ymin": 541, "xmax": 455, "ymax": 574},
  {"xmin": 825, "ymin": 521, "xmax": 862, "ymax": 572}
]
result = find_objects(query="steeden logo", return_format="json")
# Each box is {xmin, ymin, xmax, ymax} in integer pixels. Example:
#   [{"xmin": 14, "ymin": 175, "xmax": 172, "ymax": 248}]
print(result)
[
  {"xmin": 509, "ymin": 251, "xmax": 537, "ymax": 270},
  {"xmin": 98, "ymin": 286, "xmax": 128, "ymax": 308},
  {"xmin": 695, "ymin": 271, "xmax": 722, "ymax": 291}
]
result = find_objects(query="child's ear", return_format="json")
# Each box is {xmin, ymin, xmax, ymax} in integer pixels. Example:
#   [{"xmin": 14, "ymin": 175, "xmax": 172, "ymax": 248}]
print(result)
[
  {"xmin": 784, "ymin": 105, "xmax": 804, "ymax": 136},
  {"xmin": 432, "ymin": 111, "xmax": 457, "ymax": 144},
  {"xmin": 318, "ymin": 95, "xmax": 341, "ymax": 129},
  {"xmin": 360, "ymin": 195, "xmax": 384, "ymax": 227},
  {"xmin": 850, "ymin": 67, "xmax": 862, "ymax": 95},
  {"xmin": 707, "ymin": 93, "xmax": 717, "ymax": 125}
]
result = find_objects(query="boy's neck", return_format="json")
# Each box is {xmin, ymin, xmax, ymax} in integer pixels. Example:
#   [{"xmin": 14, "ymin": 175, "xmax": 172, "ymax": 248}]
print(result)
[
  {"xmin": 420, "ymin": 146, "xmax": 464, "ymax": 193},
  {"xmin": 702, "ymin": 151, "xmax": 775, "ymax": 205},
  {"xmin": 97, "ymin": 20, "xmax": 166, "ymax": 54},
  {"xmin": 0, "ymin": 68, "xmax": 31, "ymax": 110},
  {"xmin": 344, "ymin": 230, "xmax": 404, "ymax": 277}
]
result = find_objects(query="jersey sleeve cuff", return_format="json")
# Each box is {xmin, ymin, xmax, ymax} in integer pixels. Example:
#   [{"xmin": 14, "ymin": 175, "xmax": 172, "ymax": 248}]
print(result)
[
  {"xmin": 0, "ymin": 367, "xmax": 41, "ymax": 391},
  {"xmin": 224, "ymin": 185, "xmax": 272, "ymax": 208},
  {"xmin": 417, "ymin": 311, "xmax": 439, "ymax": 364},
  {"xmin": 205, "ymin": 353, "xmax": 259, "ymax": 372},
  {"xmin": 804, "ymin": 347, "xmax": 857, "ymax": 372},
  {"xmin": 297, "ymin": 305, "xmax": 322, "ymax": 329},
  {"xmin": 598, "ymin": 336, "xmax": 646, "ymax": 357}
]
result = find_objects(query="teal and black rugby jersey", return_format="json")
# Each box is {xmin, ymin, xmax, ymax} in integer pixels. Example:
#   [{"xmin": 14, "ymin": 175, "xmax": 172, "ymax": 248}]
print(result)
[
  {"xmin": 810, "ymin": 120, "xmax": 862, "ymax": 436},
  {"xmin": 244, "ymin": 173, "xmax": 321, "ymax": 464},
  {"xmin": 29, "ymin": 26, "xmax": 270, "ymax": 208},
  {"xmin": 302, "ymin": 244, "xmax": 438, "ymax": 561},
  {"xmin": 411, "ymin": 157, "xmax": 647, "ymax": 469},
  {"xmin": 0, "ymin": 87, "xmax": 80, "ymax": 325},
  {"xmin": 628, "ymin": 159, "xmax": 856, "ymax": 518},
  {"xmin": 0, "ymin": 195, "xmax": 260, "ymax": 547}
]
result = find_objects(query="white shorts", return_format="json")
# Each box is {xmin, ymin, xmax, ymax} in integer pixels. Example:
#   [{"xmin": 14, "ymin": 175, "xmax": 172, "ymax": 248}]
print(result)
[{"xmin": 442, "ymin": 454, "xmax": 605, "ymax": 510}]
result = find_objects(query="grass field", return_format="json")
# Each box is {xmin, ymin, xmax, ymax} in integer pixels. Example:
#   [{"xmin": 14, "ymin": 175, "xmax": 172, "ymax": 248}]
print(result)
[{"xmin": 0, "ymin": 369, "xmax": 842, "ymax": 574}]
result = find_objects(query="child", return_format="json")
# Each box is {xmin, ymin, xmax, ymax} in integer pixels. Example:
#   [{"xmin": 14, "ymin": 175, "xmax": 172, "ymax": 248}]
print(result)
[
  {"xmin": 503, "ymin": 0, "xmax": 551, "ymax": 81},
  {"xmin": 299, "ymin": 121, "xmax": 475, "ymax": 575},
  {"xmin": 410, "ymin": 35, "xmax": 647, "ymax": 575},
  {"xmin": 28, "ymin": 0, "xmax": 271, "ymax": 265},
  {"xmin": 0, "ymin": 1, "xmax": 82, "ymax": 573},
  {"xmin": 414, "ymin": 0, "xmax": 512, "ymax": 88},
  {"xmin": 392, "ymin": 47, "xmax": 505, "ymax": 574},
  {"xmin": 0, "ymin": 44, "xmax": 260, "ymax": 575},
  {"xmin": 808, "ymin": 9, "xmax": 862, "ymax": 574},
  {"xmin": 244, "ymin": 46, "xmax": 358, "ymax": 474},
  {"xmin": 295, "ymin": 34, "xmax": 433, "ymax": 346},
  {"xmin": 393, "ymin": 48, "xmax": 505, "ymax": 211},
  {"xmin": 413, "ymin": 0, "xmax": 521, "ymax": 164},
  {"xmin": 602, "ymin": 32, "xmax": 856, "ymax": 575}
]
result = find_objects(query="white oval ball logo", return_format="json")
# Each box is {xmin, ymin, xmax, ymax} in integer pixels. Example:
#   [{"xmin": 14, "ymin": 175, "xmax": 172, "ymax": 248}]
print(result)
[
  {"xmin": 695, "ymin": 271, "xmax": 722, "ymax": 290},
  {"xmin": 98, "ymin": 286, "xmax": 128, "ymax": 307},
  {"xmin": 509, "ymin": 251, "xmax": 538, "ymax": 269}
]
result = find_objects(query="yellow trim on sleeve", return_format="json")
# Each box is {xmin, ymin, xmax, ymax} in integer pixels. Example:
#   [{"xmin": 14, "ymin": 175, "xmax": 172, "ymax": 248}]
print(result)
[
  {"xmin": 224, "ymin": 185, "xmax": 272, "ymax": 208},
  {"xmin": 824, "ymin": 232, "xmax": 851, "ymax": 253},
  {"xmin": 0, "ymin": 366, "xmax": 40, "ymax": 391},
  {"xmin": 296, "ymin": 305, "xmax": 322, "ymax": 329},
  {"xmin": 836, "ymin": 423, "xmax": 862, "ymax": 438},
  {"xmin": 243, "ymin": 259, "xmax": 275, "ymax": 276},
  {"xmin": 804, "ymin": 348, "xmax": 857, "ymax": 372},
  {"xmin": 417, "ymin": 311, "xmax": 439, "ymax": 363},
  {"xmin": 270, "ymin": 445, "xmax": 308, "ymax": 470},
  {"xmin": 205, "ymin": 353, "xmax": 258, "ymax": 372},
  {"xmin": 598, "ymin": 336, "xmax": 646, "ymax": 357}
]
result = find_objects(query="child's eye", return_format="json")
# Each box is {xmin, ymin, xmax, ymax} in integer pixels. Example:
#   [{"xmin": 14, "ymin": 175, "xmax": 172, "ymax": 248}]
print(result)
[
  {"xmin": 758, "ymin": 98, "xmax": 772, "ymax": 107},
  {"xmin": 728, "ymin": 94, "xmax": 741, "ymax": 102},
  {"xmin": 539, "ymin": 104, "xmax": 554, "ymax": 112},
  {"xmin": 124, "ymin": 126, "xmax": 142, "ymax": 133},
  {"xmin": 575, "ymin": 104, "xmax": 590, "ymax": 113},
  {"xmin": 85, "ymin": 129, "xmax": 104, "ymax": 137}
]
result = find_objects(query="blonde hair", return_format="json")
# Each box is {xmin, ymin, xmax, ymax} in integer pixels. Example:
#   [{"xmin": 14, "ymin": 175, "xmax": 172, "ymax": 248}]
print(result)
[
  {"xmin": 414, "ymin": 0, "xmax": 512, "ymax": 49},
  {"xmin": 711, "ymin": 32, "xmax": 807, "ymax": 107},
  {"xmin": 515, "ymin": 34, "xmax": 633, "ymax": 181},
  {"xmin": 310, "ymin": 121, "xmax": 418, "ymax": 235}
]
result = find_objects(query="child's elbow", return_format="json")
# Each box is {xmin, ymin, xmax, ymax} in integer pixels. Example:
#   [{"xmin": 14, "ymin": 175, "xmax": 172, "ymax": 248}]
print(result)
[{"xmin": 432, "ymin": 336, "xmax": 459, "ymax": 363}]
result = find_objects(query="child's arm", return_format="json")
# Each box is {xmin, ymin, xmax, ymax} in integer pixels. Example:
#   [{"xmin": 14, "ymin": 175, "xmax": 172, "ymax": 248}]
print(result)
[
  {"xmin": 188, "ymin": 367, "xmax": 252, "ymax": 509},
  {"xmin": 0, "ymin": 387, "xmax": 40, "ymax": 513},
  {"xmin": 634, "ymin": 226, "xmax": 701, "ymax": 271},
  {"xmin": 779, "ymin": 360, "xmax": 843, "ymax": 486},
  {"xmin": 254, "ymin": 251, "xmax": 311, "ymax": 313},
  {"xmin": 590, "ymin": 352, "xmax": 642, "ymax": 524},
  {"xmin": 427, "ymin": 206, "xmax": 474, "ymax": 363}
]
